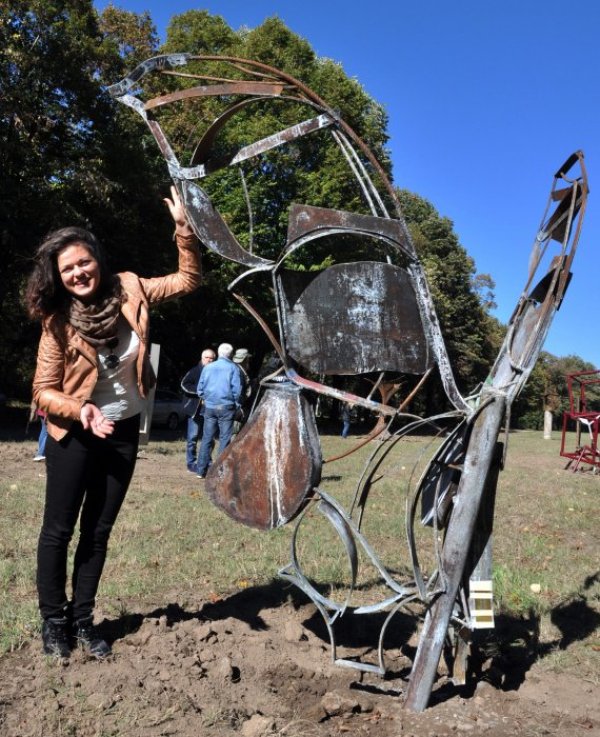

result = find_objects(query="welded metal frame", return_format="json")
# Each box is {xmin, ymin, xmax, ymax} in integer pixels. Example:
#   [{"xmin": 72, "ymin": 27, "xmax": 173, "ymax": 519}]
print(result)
[{"xmin": 109, "ymin": 55, "xmax": 589, "ymax": 711}]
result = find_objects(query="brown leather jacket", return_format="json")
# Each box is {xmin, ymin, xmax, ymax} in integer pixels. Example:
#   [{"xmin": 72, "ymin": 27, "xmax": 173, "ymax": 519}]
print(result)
[{"xmin": 32, "ymin": 228, "xmax": 201, "ymax": 441}]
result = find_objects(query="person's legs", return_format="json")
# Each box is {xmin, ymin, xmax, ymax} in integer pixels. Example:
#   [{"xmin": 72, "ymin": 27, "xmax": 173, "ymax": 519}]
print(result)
[
  {"xmin": 196, "ymin": 407, "xmax": 218, "ymax": 477},
  {"xmin": 37, "ymin": 424, "xmax": 94, "ymax": 656},
  {"xmin": 216, "ymin": 406, "xmax": 236, "ymax": 455},
  {"xmin": 37, "ymin": 429, "xmax": 91, "ymax": 620},
  {"xmin": 185, "ymin": 416, "xmax": 200, "ymax": 470},
  {"xmin": 34, "ymin": 420, "xmax": 48, "ymax": 460},
  {"xmin": 70, "ymin": 414, "xmax": 139, "ymax": 622}
]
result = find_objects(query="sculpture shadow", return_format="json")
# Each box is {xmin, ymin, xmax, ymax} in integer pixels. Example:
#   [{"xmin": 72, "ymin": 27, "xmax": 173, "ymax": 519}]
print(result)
[
  {"xmin": 433, "ymin": 570, "xmax": 600, "ymax": 705},
  {"xmin": 98, "ymin": 569, "xmax": 599, "ymax": 709},
  {"xmin": 100, "ymin": 577, "xmax": 313, "ymax": 644}
]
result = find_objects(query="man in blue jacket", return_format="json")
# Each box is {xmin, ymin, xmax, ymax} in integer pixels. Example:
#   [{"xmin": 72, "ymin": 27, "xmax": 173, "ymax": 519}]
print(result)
[{"xmin": 196, "ymin": 343, "xmax": 242, "ymax": 479}]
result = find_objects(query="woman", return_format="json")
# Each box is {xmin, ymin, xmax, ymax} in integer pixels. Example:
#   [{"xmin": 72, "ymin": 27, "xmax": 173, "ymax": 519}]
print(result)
[{"xmin": 25, "ymin": 187, "xmax": 201, "ymax": 659}]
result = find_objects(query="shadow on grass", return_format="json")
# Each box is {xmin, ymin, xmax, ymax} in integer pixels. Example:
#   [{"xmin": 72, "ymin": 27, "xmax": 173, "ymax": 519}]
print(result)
[{"xmin": 433, "ymin": 569, "xmax": 600, "ymax": 705}]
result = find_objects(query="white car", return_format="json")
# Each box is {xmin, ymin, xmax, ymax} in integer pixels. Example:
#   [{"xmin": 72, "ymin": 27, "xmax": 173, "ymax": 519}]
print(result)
[{"xmin": 151, "ymin": 389, "xmax": 186, "ymax": 430}]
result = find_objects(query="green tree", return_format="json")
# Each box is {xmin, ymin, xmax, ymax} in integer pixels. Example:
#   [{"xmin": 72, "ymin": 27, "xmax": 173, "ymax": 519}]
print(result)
[
  {"xmin": 154, "ymin": 14, "xmax": 396, "ymax": 367},
  {"xmin": 3, "ymin": 4, "xmax": 584, "ymax": 415},
  {"xmin": 0, "ymin": 0, "xmax": 174, "ymax": 396},
  {"xmin": 511, "ymin": 352, "xmax": 598, "ymax": 430},
  {"xmin": 397, "ymin": 189, "xmax": 500, "ymax": 394}
]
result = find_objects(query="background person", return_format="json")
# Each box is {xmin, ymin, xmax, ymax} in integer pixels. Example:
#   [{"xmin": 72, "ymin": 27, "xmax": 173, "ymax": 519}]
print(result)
[
  {"xmin": 341, "ymin": 401, "xmax": 354, "ymax": 438},
  {"xmin": 232, "ymin": 347, "xmax": 253, "ymax": 433},
  {"xmin": 232, "ymin": 347, "xmax": 252, "ymax": 400},
  {"xmin": 195, "ymin": 342, "xmax": 242, "ymax": 479},
  {"xmin": 35, "ymin": 410, "xmax": 48, "ymax": 461},
  {"xmin": 180, "ymin": 348, "xmax": 216, "ymax": 473},
  {"xmin": 29, "ymin": 403, "xmax": 48, "ymax": 461},
  {"xmin": 25, "ymin": 187, "xmax": 200, "ymax": 660}
]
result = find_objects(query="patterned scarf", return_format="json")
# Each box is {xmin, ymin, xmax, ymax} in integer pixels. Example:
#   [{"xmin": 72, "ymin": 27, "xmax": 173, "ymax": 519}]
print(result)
[{"xmin": 67, "ymin": 282, "xmax": 123, "ymax": 348}]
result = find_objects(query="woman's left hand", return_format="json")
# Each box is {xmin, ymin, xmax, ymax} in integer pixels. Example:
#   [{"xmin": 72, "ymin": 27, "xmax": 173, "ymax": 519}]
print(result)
[
  {"xmin": 163, "ymin": 185, "xmax": 188, "ymax": 229},
  {"xmin": 80, "ymin": 402, "xmax": 115, "ymax": 438}
]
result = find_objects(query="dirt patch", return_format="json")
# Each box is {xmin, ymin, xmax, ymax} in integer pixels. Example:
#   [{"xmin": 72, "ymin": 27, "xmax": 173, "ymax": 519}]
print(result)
[
  {"xmin": 1, "ymin": 591, "xmax": 598, "ymax": 737},
  {"xmin": 1, "ymin": 423, "xmax": 599, "ymax": 736}
]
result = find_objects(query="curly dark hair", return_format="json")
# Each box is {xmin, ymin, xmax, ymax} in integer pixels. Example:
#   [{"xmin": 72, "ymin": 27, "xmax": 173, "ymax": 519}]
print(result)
[{"xmin": 25, "ymin": 227, "xmax": 120, "ymax": 320}]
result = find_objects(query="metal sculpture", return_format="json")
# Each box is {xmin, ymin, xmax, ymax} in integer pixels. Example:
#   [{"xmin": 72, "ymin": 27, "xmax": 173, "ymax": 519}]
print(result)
[
  {"xmin": 109, "ymin": 54, "xmax": 589, "ymax": 711},
  {"xmin": 560, "ymin": 370, "xmax": 600, "ymax": 472}
]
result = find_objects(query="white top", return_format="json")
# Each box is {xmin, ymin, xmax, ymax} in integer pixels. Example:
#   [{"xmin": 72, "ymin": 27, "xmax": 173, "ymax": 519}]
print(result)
[{"xmin": 91, "ymin": 316, "xmax": 144, "ymax": 420}]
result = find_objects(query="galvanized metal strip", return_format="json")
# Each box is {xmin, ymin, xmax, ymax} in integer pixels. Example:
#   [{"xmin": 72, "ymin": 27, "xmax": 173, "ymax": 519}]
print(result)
[
  {"xmin": 284, "ymin": 369, "xmax": 398, "ymax": 417},
  {"xmin": 192, "ymin": 114, "xmax": 334, "ymax": 177},
  {"xmin": 107, "ymin": 53, "xmax": 190, "ymax": 97}
]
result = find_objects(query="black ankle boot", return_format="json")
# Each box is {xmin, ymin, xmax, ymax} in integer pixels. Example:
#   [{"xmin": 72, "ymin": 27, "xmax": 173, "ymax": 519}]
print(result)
[
  {"xmin": 74, "ymin": 616, "xmax": 112, "ymax": 659},
  {"xmin": 42, "ymin": 616, "xmax": 71, "ymax": 658}
]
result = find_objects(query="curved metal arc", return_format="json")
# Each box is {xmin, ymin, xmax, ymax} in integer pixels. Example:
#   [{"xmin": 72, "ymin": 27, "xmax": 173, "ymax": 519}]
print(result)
[
  {"xmin": 331, "ymin": 129, "xmax": 387, "ymax": 219},
  {"xmin": 107, "ymin": 53, "xmax": 190, "ymax": 97},
  {"xmin": 111, "ymin": 53, "xmax": 406, "ymax": 227},
  {"xmin": 408, "ymin": 264, "xmax": 469, "ymax": 414},
  {"xmin": 144, "ymin": 81, "xmax": 286, "ymax": 110},
  {"xmin": 181, "ymin": 55, "xmax": 406, "ymax": 219},
  {"xmin": 373, "ymin": 595, "xmax": 421, "ymax": 675},
  {"xmin": 326, "ymin": 369, "xmax": 434, "ymax": 467},
  {"xmin": 333, "ymin": 129, "xmax": 391, "ymax": 218},
  {"xmin": 281, "ymin": 498, "xmax": 353, "ymax": 618},
  {"xmin": 316, "ymin": 490, "xmax": 420, "ymax": 599},
  {"xmin": 351, "ymin": 411, "xmax": 462, "ymax": 525},
  {"xmin": 316, "ymin": 500, "xmax": 358, "ymax": 616},
  {"xmin": 190, "ymin": 94, "xmax": 331, "ymax": 167},
  {"xmin": 274, "ymin": 226, "xmax": 415, "ymax": 269},
  {"xmin": 230, "ymin": 292, "xmax": 287, "ymax": 367}
]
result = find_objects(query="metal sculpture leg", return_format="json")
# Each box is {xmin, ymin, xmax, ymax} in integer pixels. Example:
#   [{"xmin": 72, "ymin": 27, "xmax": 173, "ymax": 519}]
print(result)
[{"xmin": 404, "ymin": 390, "xmax": 506, "ymax": 711}]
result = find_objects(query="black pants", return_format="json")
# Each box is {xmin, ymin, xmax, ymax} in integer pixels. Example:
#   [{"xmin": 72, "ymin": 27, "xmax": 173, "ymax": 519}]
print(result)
[{"xmin": 37, "ymin": 414, "xmax": 140, "ymax": 621}]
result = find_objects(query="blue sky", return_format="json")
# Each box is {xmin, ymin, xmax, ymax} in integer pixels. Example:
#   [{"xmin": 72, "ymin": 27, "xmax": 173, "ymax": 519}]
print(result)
[{"xmin": 96, "ymin": 0, "xmax": 600, "ymax": 367}]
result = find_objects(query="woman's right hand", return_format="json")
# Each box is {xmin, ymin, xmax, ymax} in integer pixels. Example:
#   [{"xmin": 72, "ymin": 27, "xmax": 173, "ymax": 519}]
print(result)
[
  {"xmin": 80, "ymin": 402, "xmax": 115, "ymax": 438},
  {"xmin": 164, "ymin": 185, "xmax": 189, "ymax": 229}
]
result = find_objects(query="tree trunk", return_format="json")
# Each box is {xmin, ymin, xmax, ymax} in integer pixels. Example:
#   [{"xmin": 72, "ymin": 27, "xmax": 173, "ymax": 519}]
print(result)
[{"xmin": 543, "ymin": 409, "xmax": 553, "ymax": 439}]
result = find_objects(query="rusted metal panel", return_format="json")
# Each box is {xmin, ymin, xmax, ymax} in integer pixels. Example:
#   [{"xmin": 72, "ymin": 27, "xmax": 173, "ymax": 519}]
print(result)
[
  {"xmin": 178, "ymin": 179, "xmax": 274, "ymax": 268},
  {"xmin": 144, "ymin": 81, "xmax": 285, "ymax": 110},
  {"xmin": 205, "ymin": 381, "xmax": 322, "ymax": 530},
  {"xmin": 276, "ymin": 262, "xmax": 430, "ymax": 375},
  {"xmin": 285, "ymin": 203, "xmax": 415, "ymax": 258}
]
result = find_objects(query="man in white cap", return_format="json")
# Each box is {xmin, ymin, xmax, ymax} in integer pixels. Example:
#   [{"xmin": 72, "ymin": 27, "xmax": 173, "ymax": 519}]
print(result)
[
  {"xmin": 195, "ymin": 343, "xmax": 242, "ymax": 478},
  {"xmin": 233, "ymin": 347, "xmax": 252, "ymax": 400}
]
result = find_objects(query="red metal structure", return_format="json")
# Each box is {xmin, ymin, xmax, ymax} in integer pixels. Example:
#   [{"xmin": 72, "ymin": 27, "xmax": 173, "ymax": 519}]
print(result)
[{"xmin": 560, "ymin": 370, "xmax": 600, "ymax": 472}]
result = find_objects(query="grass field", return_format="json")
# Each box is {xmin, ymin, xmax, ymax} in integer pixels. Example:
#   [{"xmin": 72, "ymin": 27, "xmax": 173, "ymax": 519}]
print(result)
[{"xmin": 1, "ymin": 426, "xmax": 598, "ymax": 682}]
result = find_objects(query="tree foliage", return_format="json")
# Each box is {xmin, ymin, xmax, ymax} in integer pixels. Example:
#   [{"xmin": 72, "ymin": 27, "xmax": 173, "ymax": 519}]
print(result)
[
  {"xmin": 512, "ymin": 352, "xmax": 599, "ymax": 430},
  {"xmin": 397, "ymin": 190, "xmax": 502, "ymax": 393},
  {"xmin": 0, "ymin": 1, "xmax": 592, "ymax": 425}
]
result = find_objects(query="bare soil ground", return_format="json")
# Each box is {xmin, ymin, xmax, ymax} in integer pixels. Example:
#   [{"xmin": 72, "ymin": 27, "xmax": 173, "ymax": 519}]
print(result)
[{"xmin": 1, "ymin": 428, "xmax": 599, "ymax": 737}]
